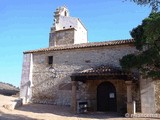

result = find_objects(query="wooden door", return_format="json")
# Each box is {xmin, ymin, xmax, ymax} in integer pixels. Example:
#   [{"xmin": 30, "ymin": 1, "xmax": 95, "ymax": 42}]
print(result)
[{"xmin": 97, "ymin": 82, "xmax": 117, "ymax": 112}]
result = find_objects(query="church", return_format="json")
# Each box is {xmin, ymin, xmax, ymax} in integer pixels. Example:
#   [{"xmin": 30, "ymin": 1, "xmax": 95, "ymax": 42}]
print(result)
[{"xmin": 20, "ymin": 6, "xmax": 160, "ymax": 114}]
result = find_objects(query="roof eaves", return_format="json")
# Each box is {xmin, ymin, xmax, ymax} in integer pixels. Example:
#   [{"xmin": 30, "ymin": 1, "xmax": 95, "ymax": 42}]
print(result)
[
  {"xmin": 23, "ymin": 39, "xmax": 134, "ymax": 54},
  {"xmin": 55, "ymin": 27, "xmax": 76, "ymax": 32}
]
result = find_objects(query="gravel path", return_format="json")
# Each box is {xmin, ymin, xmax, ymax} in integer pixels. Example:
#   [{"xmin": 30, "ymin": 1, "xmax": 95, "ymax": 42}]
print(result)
[{"xmin": 0, "ymin": 95, "xmax": 159, "ymax": 120}]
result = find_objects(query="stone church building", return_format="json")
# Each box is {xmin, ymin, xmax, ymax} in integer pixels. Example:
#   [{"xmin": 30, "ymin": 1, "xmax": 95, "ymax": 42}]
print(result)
[{"xmin": 20, "ymin": 6, "xmax": 160, "ymax": 114}]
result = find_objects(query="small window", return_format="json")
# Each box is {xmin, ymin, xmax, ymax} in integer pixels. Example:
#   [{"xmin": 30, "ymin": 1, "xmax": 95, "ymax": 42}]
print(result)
[
  {"xmin": 48, "ymin": 56, "xmax": 53, "ymax": 64},
  {"xmin": 64, "ymin": 11, "xmax": 67, "ymax": 16},
  {"xmin": 85, "ymin": 60, "xmax": 91, "ymax": 63}
]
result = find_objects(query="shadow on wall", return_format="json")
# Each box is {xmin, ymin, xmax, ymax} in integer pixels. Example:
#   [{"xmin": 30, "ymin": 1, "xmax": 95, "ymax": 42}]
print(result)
[
  {"xmin": 31, "ymin": 76, "xmax": 71, "ymax": 104},
  {"xmin": 0, "ymin": 111, "xmax": 37, "ymax": 120}
]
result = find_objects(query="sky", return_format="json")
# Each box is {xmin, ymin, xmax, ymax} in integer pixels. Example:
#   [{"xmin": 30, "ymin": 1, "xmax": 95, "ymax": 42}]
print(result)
[{"xmin": 0, "ymin": 0, "xmax": 151, "ymax": 87}]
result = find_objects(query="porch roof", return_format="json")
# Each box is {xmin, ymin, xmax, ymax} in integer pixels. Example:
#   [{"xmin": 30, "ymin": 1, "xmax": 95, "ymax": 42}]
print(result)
[
  {"xmin": 71, "ymin": 65, "xmax": 133, "ymax": 82},
  {"xmin": 73, "ymin": 65, "xmax": 131, "ymax": 76}
]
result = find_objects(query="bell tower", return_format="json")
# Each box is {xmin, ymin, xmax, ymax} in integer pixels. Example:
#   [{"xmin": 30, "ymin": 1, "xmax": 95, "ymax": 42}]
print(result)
[
  {"xmin": 54, "ymin": 6, "xmax": 69, "ymax": 25},
  {"xmin": 55, "ymin": 6, "xmax": 69, "ymax": 17},
  {"xmin": 49, "ymin": 6, "xmax": 88, "ymax": 47}
]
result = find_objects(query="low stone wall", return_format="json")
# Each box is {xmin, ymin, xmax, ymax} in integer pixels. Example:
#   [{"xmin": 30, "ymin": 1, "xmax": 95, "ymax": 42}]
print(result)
[
  {"xmin": 155, "ymin": 80, "xmax": 160, "ymax": 113},
  {"xmin": 3, "ymin": 98, "xmax": 23, "ymax": 110}
]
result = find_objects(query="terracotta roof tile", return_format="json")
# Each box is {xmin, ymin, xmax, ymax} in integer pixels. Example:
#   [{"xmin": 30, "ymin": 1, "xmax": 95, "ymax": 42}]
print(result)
[
  {"xmin": 73, "ymin": 65, "xmax": 131, "ymax": 76},
  {"xmin": 24, "ymin": 39, "xmax": 134, "ymax": 54}
]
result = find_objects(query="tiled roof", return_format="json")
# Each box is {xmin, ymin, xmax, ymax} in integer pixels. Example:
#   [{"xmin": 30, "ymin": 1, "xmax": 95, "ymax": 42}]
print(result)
[
  {"xmin": 24, "ymin": 39, "xmax": 134, "ymax": 53},
  {"xmin": 73, "ymin": 65, "xmax": 131, "ymax": 76}
]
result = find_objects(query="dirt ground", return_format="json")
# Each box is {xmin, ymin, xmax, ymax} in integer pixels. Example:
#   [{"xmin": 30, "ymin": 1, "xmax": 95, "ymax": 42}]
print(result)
[{"xmin": 0, "ymin": 95, "xmax": 159, "ymax": 120}]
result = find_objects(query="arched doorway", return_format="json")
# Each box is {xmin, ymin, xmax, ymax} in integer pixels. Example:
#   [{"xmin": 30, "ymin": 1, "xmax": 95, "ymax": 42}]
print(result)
[{"xmin": 97, "ymin": 82, "xmax": 117, "ymax": 112}]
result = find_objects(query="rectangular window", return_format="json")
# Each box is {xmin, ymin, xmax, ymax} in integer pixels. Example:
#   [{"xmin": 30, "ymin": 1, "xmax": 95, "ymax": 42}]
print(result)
[{"xmin": 48, "ymin": 56, "xmax": 53, "ymax": 65}]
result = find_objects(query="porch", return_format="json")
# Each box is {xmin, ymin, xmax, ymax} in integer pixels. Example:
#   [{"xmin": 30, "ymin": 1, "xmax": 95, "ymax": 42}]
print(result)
[{"xmin": 70, "ymin": 66, "xmax": 138, "ymax": 115}]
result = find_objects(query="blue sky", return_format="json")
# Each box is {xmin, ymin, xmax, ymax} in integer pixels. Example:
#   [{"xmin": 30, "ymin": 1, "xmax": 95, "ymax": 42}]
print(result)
[{"xmin": 0, "ymin": 0, "xmax": 151, "ymax": 87}]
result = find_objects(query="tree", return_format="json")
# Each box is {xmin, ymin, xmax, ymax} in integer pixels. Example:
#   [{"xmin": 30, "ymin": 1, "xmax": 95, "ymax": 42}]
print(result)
[
  {"xmin": 120, "ymin": 12, "xmax": 160, "ymax": 79},
  {"xmin": 127, "ymin": 0, "xmax": 160, "ymax": 12}
]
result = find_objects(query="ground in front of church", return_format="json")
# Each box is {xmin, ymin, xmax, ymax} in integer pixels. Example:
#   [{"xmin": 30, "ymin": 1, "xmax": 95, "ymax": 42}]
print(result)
[{"xmin": 0, "ymin": 95, "xmax": 159, "ymax": 120}]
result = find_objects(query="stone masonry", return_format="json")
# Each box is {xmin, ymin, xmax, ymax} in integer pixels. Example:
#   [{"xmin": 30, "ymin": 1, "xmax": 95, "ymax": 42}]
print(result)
[{"xmin": 30, "ymin": 45, "xmax": 137, "ymax": 106}]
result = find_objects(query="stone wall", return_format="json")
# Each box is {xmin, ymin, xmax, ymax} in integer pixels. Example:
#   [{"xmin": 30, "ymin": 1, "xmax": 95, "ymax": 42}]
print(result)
[
  {"xmin": 140, "ymin": 77, "xmax": 156, "ymax": 113},
  {"xmin": 154, "ymin": 80, "xmax": 160, "ymax": 113},
  {"xmin": 49, "ymin": 29, "xmax": 75, "ymax": 46},
  {"xmin": 30, "ymin": 45, "xmax": 137, "ymax": 106},
  {"xmin": 54, "ymin": 29, "xmax": 75, "ymax": 46}
]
